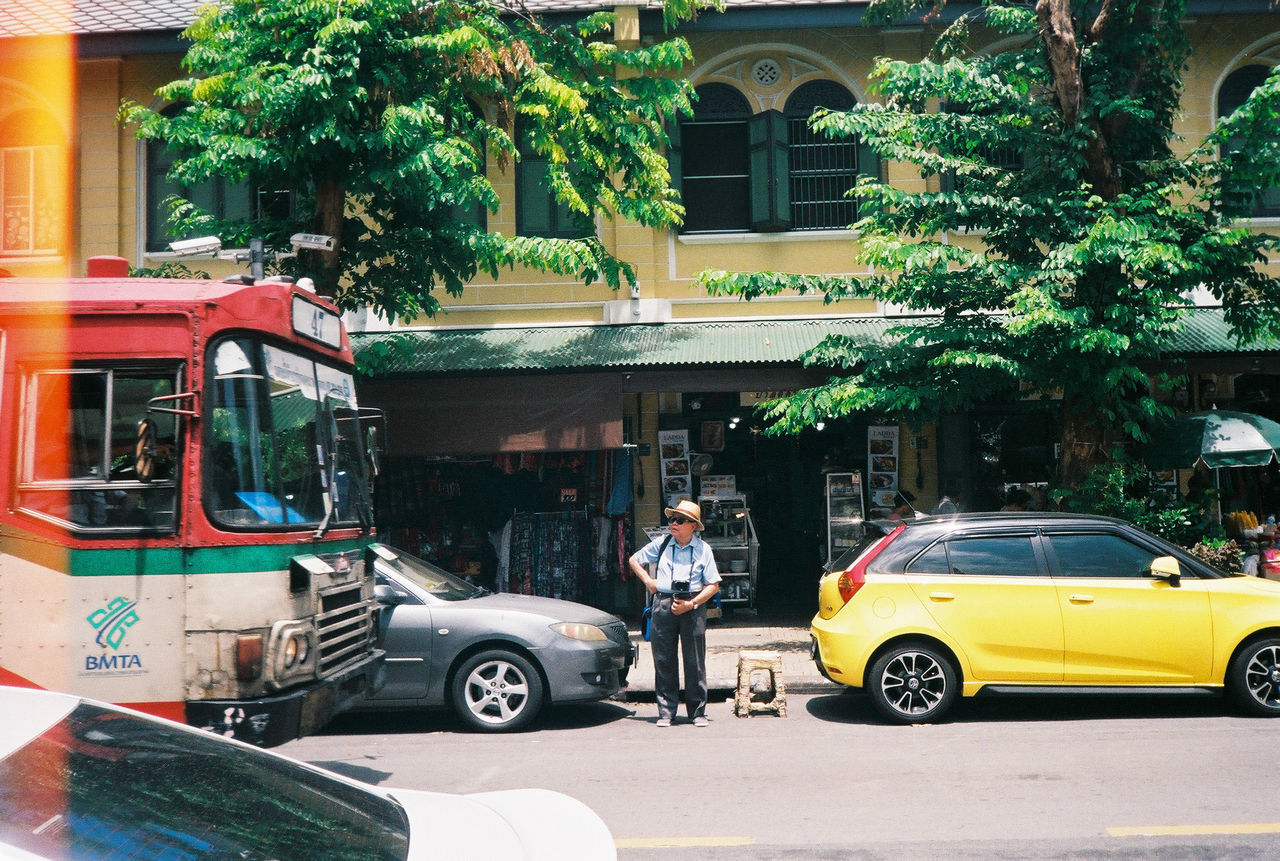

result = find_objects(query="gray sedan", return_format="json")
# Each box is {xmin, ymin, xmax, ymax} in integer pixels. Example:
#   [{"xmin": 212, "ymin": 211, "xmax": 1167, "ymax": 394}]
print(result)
[{"xmin": 363, "ymin": 543, "xmax": 635, "ymax": 732}]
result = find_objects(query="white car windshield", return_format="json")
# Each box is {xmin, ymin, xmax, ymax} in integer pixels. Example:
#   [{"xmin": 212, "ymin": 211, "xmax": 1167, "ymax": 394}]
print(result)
[{"xmin": 0, "ymin": 702, "xmax": 410, "ymax": 860}]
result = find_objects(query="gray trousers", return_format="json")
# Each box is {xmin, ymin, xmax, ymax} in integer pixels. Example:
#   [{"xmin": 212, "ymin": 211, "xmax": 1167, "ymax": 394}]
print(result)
[{"xmin": 649, "ymin": 594, "xmax": 708, "ymax": 719}]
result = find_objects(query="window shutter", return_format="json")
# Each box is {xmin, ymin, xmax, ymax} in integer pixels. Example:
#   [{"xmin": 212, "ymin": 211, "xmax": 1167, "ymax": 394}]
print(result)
[
  {"xmin": 749, "ymin": 110, "xmax": 790, "ymax": 232},
  {"xmin": 857, "ymin": 136, "xmax": 882, "ymax": 184},
  {"xmin": 667, "ymin": 118, "xmax": 683, "ymax": 200}
]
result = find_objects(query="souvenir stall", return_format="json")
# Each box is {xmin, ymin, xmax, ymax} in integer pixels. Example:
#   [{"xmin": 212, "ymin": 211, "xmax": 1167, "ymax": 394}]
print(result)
[{"xmin": 376, "ymin": 450, "xmax": 635, "ymax": 614}]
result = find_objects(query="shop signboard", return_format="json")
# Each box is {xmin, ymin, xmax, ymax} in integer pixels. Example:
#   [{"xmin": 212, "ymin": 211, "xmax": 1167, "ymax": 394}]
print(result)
[
  {"xmin": 739, "ymin": 390, "xmax": 797, "ymax": 406},
  {"xmin": 700, "ymin": 475, "xmax": 737, "ymax": 497},
  {"xmin": 658, "ymin": 429, "xmax": 691, "ymax": 505},
  {"xmin": 867, "ymin": 425, "xmax": 901, "ymax": 518}
]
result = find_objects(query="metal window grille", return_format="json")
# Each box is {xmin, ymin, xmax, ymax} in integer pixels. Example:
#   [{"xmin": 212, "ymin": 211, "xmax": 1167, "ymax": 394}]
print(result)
[{"xmin": 787, "ymin": 117, "xmax": 859, "ymax": 231}]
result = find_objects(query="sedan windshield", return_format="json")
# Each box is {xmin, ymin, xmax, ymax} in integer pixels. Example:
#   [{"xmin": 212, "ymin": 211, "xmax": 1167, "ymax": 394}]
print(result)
[
  {"xmin": 205, "ymin": 338, "xmax": 373, "ymax": 531},
  {"xmin": 0, "ymin": 702, "xmax": 410, "ymax": 860},
  {"xmin": 370, "ymin": 544, "xmax": 488, "ymax": 601}
]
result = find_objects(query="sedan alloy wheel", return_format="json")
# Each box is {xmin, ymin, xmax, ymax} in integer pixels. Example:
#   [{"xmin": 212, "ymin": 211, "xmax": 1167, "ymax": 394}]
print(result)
[{"xmin": 451, "ymin": 649, "xmax": 545, "ymax": 732}]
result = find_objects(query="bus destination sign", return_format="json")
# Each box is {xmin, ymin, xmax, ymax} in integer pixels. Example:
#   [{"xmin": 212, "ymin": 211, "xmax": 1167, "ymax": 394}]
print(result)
[{"xmin": 292, "ymin": 294, "xmax": 342, "ymax": 349}]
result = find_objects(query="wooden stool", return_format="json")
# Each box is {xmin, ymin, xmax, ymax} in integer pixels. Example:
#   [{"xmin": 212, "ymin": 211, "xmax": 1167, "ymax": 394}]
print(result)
[{"xmin": 734, "ymin": 649, "xmax": 787, "ymax": 717}]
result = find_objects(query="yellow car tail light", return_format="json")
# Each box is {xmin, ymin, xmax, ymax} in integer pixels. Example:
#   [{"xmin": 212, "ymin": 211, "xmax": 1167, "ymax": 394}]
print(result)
[{"xmin": 837, "ymin": 525, "xmax": 903, "ymax": 605}]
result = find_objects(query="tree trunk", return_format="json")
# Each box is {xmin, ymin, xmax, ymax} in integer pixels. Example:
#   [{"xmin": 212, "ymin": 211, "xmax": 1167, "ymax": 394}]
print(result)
[
  {"xmin": 1037, "ymin": 0, "xmax": 1127, "ymax": 201},
  {"xmin": 1036, "ymin": 0, "xmax": 1082, "ymax": 128},
  {"xmin": 1059, "ymin": 393, "xmax": 1111, "ymax": 487},
  {"xmin": 313, "ymin": 177, "xmax": 346, "ymax": 299}
]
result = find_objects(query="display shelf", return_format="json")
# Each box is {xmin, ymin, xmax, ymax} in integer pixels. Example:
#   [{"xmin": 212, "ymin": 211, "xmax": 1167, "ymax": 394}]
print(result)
[
  {"xmin": 699, "ymin": 505, "xmax": 757, "ymax": 610},
  {"xmin": 826, "ymin": 472, "xmax": 865, "ymax": 563}
]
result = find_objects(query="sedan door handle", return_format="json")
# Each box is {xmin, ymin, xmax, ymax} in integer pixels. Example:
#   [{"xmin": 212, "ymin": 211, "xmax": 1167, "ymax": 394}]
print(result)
[
  {"xmin": 929, "ymin": 591, "xmax": 955, "ymax": 601},
  {"xmin": 1068, "ymin": 594, "xmax": 1094, "ymax": 604}
]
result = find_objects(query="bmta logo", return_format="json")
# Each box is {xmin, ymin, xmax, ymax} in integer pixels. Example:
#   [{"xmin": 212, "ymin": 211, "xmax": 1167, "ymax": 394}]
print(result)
[{"xmin": 87, "ymin": 597, "xmax": 139, "ymax": 651}]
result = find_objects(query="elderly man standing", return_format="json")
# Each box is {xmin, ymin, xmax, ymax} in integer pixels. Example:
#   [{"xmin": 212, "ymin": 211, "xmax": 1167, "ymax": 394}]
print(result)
[{"xmin": 629, "ymin": 499, "xmax": 721, "ymax": 727}]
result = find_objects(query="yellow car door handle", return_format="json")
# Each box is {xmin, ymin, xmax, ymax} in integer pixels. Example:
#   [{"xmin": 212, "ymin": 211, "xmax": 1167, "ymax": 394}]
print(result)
[
  {"xmin": 929, "ymin": 591, "xmax": 955, "ymax": 601},
  {"xmin": 1068, "ymin": 594, "xmax": 1094, "ymax": 604}
]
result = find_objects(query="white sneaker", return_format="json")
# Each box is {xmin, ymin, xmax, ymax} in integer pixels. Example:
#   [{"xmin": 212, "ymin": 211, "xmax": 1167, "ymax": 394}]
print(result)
[
  {"xmin": 656, "ymin": 717, "xmax": 672, "ymax": 728},
  {"xmin": 693, "ymin": 716, "xmax": 708, "ymax": 728}
]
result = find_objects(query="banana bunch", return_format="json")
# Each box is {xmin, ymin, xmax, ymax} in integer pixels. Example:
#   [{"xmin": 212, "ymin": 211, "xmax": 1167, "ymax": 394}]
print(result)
[{"xmin": 1226, "ymin": 510, "xmax": 1259, "ymax": 535}]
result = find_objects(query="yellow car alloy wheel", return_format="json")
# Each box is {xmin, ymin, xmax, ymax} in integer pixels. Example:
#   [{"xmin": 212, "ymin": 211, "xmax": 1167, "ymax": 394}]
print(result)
[{"xmin": 866, "ymin": 641, "xmax": 959, "ymax": 724}]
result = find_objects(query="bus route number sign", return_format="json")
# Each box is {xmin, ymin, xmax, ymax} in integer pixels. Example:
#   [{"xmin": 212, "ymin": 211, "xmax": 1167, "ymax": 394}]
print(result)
[{"xmin": 292, "ymin": 294, "xmax": 342, "ymax": 349}]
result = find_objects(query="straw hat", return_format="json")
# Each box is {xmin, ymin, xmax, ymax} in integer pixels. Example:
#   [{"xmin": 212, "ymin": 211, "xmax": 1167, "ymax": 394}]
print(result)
[{"xmin": 664, "ymin": 499, "xmax": 704, "ymax": 530}]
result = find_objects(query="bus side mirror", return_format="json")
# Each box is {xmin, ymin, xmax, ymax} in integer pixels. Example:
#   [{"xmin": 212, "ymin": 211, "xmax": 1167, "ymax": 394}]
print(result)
[
  {"xmin": 359, "ymin": 408, "xmax": 386, "ymax": 479},
  {"xmin": 1149, "ymin": 555, "xmax": 1181, "ymax": 587}
]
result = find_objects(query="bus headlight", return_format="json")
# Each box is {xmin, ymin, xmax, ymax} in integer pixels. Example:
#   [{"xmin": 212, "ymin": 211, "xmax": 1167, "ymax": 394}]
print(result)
[
  {"xmin": 268, "ymin": 621, "xmax": 316, "ymax": 687},
  {"xmin": 283, "ymin": 633, "xmax": 311, "ymax": 668}
]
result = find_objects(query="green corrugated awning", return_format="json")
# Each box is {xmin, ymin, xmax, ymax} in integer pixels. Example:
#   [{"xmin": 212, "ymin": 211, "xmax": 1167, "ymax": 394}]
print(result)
[
  {"xmin": 1160, "ymin": 307, "xmax": 1280, "ymax": 354},
  {"xmin": 353, "ymin": 317, "xmax": 898, "ymax": 375},
  {"xmin": 352, "ymin": 308, "xmax": 1280, "ymax": 378}
]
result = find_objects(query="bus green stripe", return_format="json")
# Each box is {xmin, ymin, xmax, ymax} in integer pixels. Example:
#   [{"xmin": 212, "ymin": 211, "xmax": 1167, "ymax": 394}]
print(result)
[{"xmin": 0, "ymin": 530, "xmax": 371, "ymax": 575}]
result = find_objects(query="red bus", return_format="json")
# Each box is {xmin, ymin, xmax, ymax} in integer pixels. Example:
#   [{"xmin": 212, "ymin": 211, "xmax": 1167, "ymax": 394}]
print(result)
[{"xmin": 0, "ymin": 273, "xmax": 384, "ymax": 745}]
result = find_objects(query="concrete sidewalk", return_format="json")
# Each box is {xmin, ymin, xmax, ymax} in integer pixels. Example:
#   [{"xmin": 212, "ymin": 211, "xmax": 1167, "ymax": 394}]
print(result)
[{"xmin": 620, "ymin": 614, "xmax": 839, "ymax": 704}]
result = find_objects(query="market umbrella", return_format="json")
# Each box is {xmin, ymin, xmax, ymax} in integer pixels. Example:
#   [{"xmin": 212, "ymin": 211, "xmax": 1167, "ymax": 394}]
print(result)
[{"xmin": 1144, "ymin": 410, "xmax": 1280, "ymax": 470}]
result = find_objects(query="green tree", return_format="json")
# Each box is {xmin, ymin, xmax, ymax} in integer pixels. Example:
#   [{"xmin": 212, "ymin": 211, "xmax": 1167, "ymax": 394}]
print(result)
[
  {"xmin": 701, "ymin": 0, "xmax": 1280, "ymax": 484},
  {"xmin": 122, "ymin": 0, "xmax": 715, "ymax": 320}
]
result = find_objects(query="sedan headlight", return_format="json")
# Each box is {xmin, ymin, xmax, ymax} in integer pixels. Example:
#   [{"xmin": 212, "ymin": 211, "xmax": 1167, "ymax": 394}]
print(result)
[{"xmin": 551, "ymin": 622, "xmax": 609, "ymax": 642}]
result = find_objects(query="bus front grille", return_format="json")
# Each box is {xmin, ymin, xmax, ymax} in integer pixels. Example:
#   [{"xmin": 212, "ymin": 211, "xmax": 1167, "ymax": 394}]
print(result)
[{"xmin": 317, "ymin": 584, "xmax": 374, "ymax": 676}]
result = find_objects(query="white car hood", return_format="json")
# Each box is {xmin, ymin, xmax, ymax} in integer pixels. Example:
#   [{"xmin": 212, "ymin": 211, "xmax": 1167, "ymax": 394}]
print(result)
[
  {"xmin": 0, "ymin": 687, "xmax": 77, "ymax": 759},
  {"xmin": 392, "ymin": 786, "xmax": 616, "ymax": 860}
]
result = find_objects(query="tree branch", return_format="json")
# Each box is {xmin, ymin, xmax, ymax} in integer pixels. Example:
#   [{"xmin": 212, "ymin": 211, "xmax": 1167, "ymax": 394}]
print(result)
[{"xmin": 1087, "ymin": 0, "xmax": 1114, "ymax": 41}]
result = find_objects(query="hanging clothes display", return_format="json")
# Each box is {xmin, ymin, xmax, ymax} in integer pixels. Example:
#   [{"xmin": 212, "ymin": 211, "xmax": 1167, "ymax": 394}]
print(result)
[{"xmin": 507, "ymin": 510, "xmax": 593, "ymax": 602}]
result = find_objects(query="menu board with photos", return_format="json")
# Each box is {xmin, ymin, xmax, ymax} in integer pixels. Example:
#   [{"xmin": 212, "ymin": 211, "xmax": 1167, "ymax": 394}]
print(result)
[
  {"xmin": 658, "ymin": 429, "xmax": 691, "ymax": 505},
  {"xmin": 866, "ymin": 425, "xmax": 901, "ymax": 518}
]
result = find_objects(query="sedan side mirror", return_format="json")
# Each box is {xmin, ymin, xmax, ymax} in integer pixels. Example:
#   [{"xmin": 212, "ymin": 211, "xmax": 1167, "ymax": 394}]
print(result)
[
  {"xmin": 374, "ymin": 583, "xmax": 404, "ymax": 605},
  {"xmin": 1149, "ymin": 555, "xmax": 1182, "ymax": 588}
]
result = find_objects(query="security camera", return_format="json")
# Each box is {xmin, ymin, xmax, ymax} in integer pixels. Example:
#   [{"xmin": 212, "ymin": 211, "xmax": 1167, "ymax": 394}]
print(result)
[
  {"xmin": 169, "ymin": 236, "xmax": 222, "ymax": 256},
  {"xmin": 290, "ymin": 233, "xmax": 335, "ymax": 252}
]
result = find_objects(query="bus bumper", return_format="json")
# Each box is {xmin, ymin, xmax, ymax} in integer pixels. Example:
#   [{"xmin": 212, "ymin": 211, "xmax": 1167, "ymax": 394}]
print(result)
[{"xmin": 187, "ymin": 649, "xmax": 386, "ymax": 747}]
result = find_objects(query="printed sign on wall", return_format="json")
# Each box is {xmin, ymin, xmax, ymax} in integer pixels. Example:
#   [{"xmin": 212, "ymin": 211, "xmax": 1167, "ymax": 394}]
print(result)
[
  {"xmin": 866, "ymin": 425, "xmax": 900, "ymax": 518},
  {"xmin": 658, "ymin": 429, "xmax": 691, "ymax": 505}
]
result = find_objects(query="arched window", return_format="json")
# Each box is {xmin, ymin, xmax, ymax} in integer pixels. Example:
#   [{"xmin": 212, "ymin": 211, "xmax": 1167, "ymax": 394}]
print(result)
[
  {"xmin": 784, "ymin": 81, "xmax": 868, "ymax": 231},
  {"xmin": 0, "ymin": 108, "xmax": 64, "ymax": 256},
  {"xmin": 673, "ymin": 80, "xmax": 879, "ymax": 234},
  {"xmin": 145, "ymin": 105, "xmax": 293, "ymax": 253},
  {"xmin": 1218, "ymin": 64, "xmax": 1280, "ymax": 218},
  {"xmin": 675, "ymin": 83, "xmax": 752, "ymax": 233}
]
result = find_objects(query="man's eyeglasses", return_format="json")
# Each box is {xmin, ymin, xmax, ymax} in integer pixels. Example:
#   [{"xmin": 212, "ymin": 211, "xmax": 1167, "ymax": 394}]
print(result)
[{"xmin": 669, "ymin": 516, "xmax": 693, "ymax": 526}]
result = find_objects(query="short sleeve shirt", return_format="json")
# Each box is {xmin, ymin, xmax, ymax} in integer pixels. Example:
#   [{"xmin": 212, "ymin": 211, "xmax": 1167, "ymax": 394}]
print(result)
[{"xmin": 632, "ymin": 533, "xmax": 721, "ymax": 594}]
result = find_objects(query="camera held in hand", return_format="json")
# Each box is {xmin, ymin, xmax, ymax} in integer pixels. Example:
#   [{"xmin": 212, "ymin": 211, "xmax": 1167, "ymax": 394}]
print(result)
[{"xmin": 671, "ymin": 580, "xmax": 692, "ymax": 600}]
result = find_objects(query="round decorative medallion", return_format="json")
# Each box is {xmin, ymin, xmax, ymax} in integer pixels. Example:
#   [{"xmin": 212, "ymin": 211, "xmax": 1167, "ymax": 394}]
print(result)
[{"xmin": 750, "ymin": 58, "xmax": 783, "ymax": 88}]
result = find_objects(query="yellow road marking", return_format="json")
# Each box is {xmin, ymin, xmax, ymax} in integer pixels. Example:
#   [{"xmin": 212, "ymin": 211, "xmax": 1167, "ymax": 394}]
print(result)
[
  {"xmin": 615, "ymin": 836, "xmax": 756, "ymax": 849},
  {"xmin": 1110, "ymin": 823, "xmax": 1280, "ymax": 837}
]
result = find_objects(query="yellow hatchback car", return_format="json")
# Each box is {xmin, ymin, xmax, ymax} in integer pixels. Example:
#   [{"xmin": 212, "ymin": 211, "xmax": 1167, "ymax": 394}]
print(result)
[{"xmin": 811, "ymin": 512, "xmax": 1280, "ymax": 723}]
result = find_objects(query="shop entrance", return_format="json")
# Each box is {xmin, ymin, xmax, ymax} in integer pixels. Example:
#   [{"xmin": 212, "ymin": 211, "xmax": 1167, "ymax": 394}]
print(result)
[{"xmin": 662, "ymin": 393, "xmax": 873, "ymax": 618}]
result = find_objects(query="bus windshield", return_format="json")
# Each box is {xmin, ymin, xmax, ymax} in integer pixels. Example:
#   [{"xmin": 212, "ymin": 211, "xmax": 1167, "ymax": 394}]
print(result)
[{"xmin": 205, "ymin": 337, "xmax": 372, "ymax": 531}]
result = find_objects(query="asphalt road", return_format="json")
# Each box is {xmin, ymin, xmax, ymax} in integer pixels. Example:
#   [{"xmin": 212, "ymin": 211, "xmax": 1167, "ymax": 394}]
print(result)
[{"xmin": 282, "ymin": 689, "xmax": 1280, "ymax": 859}]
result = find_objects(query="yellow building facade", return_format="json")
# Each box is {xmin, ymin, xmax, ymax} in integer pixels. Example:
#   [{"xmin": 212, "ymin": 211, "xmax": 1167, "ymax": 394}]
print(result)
[{"xmin": 2, "ymin": 1, "xmax": 1279, "ymax": 614}]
